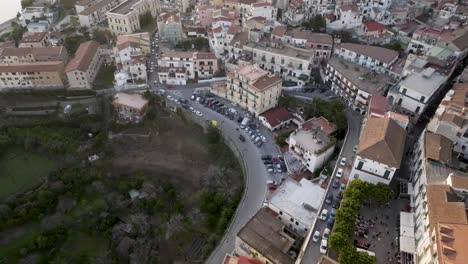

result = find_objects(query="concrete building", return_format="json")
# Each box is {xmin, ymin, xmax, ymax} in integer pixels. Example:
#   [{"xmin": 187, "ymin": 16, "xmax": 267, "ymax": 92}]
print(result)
[
  {"xmin": 407, "ymin": 27, "xmax": 444, "ymax": 55},
  {"xmin": 225, "ymin": 64, "xmax": 282, "ymax": 116},
  {"xmin": 245, "ymin": 2, "xmax": 277, "ymax": 22},
  {"xmin": 0, "ymin": 46, "xmax": 68, "ymax": 64},
  {"xmin": 116, "ymin": 32, "xmax": 151, "ymax": 55},
  {"xmin": 236, "ymin": 207, "xmax": 296, "ymax": 264},
  {"xmin": 259, "ymin": 106, "xmax": 292, "ymax": 131},
  {"xmin": 0, "ymin": 61, "xmax": 65, "ymax": 90},
  {"xmin": 427, "ymin": 83, "xmax": 468, "ymax": 159},
  {"xmin": 157, "ymin": 12, "xmax": 183, "ymax": 44},
  {"xmin": 335, "ymin": 43, "xmax": 400, "ymax": 78},
  {"xmin": 112, "ymin": 92, "xmax": 149, "ymax": 122},
  {"xmin": 65, "ymin": 41, "xmax": 104, "ymax": 89},
  {"xmin": 107, "ymin": 0, "xmax": 160, "ymax": 35},
  {"xmin": 287, "ymin": 116, "xmax": 337, "ymax": 173},
  {"xmin": 19, "ymin": 32, "xmax": 50, "ymax": 48},
  {"xmin": 350, "ymin": 116, "xmax": 406, "ymax": 185},
  {"xmin": 267, "ymin": 178, "xmax": 326, "ymax": 237},
  {"xmin": 284, "ymin": 0, "xmax": 306, "ymax": 26},
  {"xmin": 195, "ymin": 4, "xmax": 215, "ymax": 27},
  {"xmin": 78, "ymin": 0, "xmax": 123, "ymax": 27},
  {"xmin": 114, "ymin": 36, "xmax": 148, "ymax": 82},
  {"xmin": 388, "ymin": 68, "xmax": 448, "ymax": 122},
  {"xmin": 324, "ymin": 57, "xmax": 395, "ymax": 114},
  {"xmin": 157, "ymin": 51, "xmax": 218, "ymax": 84},
  {"xmin": 327, "ymin": 4, "xmax": 362, "ymax": 30}
]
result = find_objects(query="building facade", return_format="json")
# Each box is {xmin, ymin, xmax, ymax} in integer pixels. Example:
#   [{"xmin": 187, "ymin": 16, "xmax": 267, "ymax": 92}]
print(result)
[
  {"xmin": 0, "ymin": 61, "xmax": 65, "ymax": 90},
  {"xmin": 65, "ymin": 40, "xmax": 104, "ymax": 89},
  {"xmin": 107, "ymin": 0, "xmax": 160, "ymax": 35}
]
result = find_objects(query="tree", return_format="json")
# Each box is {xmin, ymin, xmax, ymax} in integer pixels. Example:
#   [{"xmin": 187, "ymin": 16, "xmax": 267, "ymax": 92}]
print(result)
[
  {"xmin": 382, "ymin": 41, "xmax": 404, "ymax": 52},
  {"xmin": 329, "ymin": 231, "xmax": 349, "ymax": 251},
  {"xmin": 368, "ymin": 183, "xmax": 393, "ymax": 202},
  {"xmin": 9, "ymin": 22, "xmax": 26, "ymax": 46},
  {"xmin": 64, "ymin": 35, "xmax": 90, "ymax": 54},
  {"xmin": 278, "ymin": 95, "xmax": 297, "ymax": 109},
  {"xmin": 302, "ymin": 15, "xmax": 326, "ymax": 32},
  {"xmin": 304, "ymin": 98, "xmax": 348, "ymax": 138}
]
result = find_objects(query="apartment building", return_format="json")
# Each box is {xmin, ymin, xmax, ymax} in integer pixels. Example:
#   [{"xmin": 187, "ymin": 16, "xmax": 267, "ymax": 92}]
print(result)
[
  {"xmin": 225, "ymin": 64, "xmax": 282, "ymax": 116},
  {"xmin": 157, "ymin": 12, "xmax": 183, "ymax": 44},
  {"xmin": 324, "ymin": 57, "xmax": 395, "ymax": 114},
  {"xmin": 115, "ymin": 37, "xmax": 148, "ymax": 82},
  {"xmin": 112, "ymin": 92, "xmax": 149, "ymax": 122},
  {"xmin": 0, "ymin": 46, "xmax": 68, "ymax": 64},
  {"xmin": 65, "ymin": 40, "xmax": 104, "ymax": 89},
  {"xmin": 116, "ymin": 32, "xmax": 151, "ymax": 55},
  {"xmin": 235, "ymin": 207, "xmax": 296, "ymax": 264},
  {"xmin": 157, "ymin": 52, "xmax": 219, "ymax": 84},
  {"xmin": 407, "ymin": 27, "xmax": 444, "ymax": 55},
  {"xmin": 284, "ymin": 0, "xmax": 306, "ymax": 26},
  {"xmin": 335, "ymin": 43, "xmax": 400, "ymax": 78},
  {"xmin": 224, "ymin": 0, "xmax": 257, "ymax": 20},
  {"xmin": 427, "ymin": 83, "xmax": 468, "ymax": 159},
  {"xmin": 327, "ymin": 4, "xmax": 362, "ymax": 30},
  {"xmin": 350, "ymin": 116, "xmax": 406, "ymax": 185},
  {"xmin": 19, "ymin": 32, "xmax": 50, "ymax": 48},
  {"xmin": 0, "ymin": 61, "xmax": 65, "ymax": 90},
  {"xmin": 388, "ymin": 68, "xmax": 448, "ymax": 122},
  {"xmin": 401, "ymin": 130, "xmax": 468, "ymax": 264},
  {"xmin": 107, "ymin": 0, "xmax": 159, "ymax": 35},
  {"xmin": 195, "ymin": 4, "xmax": 215, "ymax": 27},
  {"xmin": 245, "ymin": 2, "xmax": 277, "ymax": 22},
  {"xmin": 267, "ymin": 178, "xmax": 326, "ymax": 237},
  {"xmin": 288, "ymin": 117, "xmax": 337, "ymax": 173},
  {"xmin": 78, "ymin": 0, "xmax": 123, "ymax": 27}
]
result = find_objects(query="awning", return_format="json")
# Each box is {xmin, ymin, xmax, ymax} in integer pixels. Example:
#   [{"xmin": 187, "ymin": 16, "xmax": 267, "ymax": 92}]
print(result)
[{"xmin": 399, "ymin": 212, "xmax": 416, "ymax": 254}]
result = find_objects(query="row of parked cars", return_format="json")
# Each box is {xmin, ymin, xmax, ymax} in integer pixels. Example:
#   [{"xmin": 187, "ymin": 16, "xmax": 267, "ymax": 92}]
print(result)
[
  {"xmin": 192, "ymin": 94, "xmax": 237, "ymax": 120},
  {"xmin": 261, "ymin": 155, "xmax": 286, "ymax": 183}
]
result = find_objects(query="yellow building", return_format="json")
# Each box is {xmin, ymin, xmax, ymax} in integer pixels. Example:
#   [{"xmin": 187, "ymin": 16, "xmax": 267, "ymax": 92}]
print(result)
[
  {"xmin": 0, "ymin": 61, "xmax": 65, "ymax": 90},
  {"xmin": 106, "ymin": 0, "xmax": 160, "ymax": 35},
  {"xmin": 65, "ymin": 40, "xmax": 104, "ymax": 89},
  {"xmin": 226, "ymin": 64, "xmax": 282, "ymax": 116}
]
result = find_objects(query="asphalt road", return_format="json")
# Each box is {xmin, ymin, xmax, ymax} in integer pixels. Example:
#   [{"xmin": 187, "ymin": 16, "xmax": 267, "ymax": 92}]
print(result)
[{"xmin": 161, "ymin": 87, "xmax": 284, "ymax": 263}]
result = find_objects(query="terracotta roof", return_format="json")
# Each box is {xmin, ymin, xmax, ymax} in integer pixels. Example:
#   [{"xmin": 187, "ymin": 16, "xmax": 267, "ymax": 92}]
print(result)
[
  {"xmin": 238, "ymin": 0, "xmax": 257, "ymax": 4},
  {"xmin": 441, "ymin": 112, "xmax": 464, "ymax": 127},
  {"xmin": 302, "ymin": 117, "xmax": 337, "ymax": 135},
  {"xmin": 224, "ymin": 256, "xmax": 263, "ymax": 264},
  {"xmin": 1, "ymin": 46, "xmax": 64, "ymax": 58},
  {"xmin": 435, "ymin": 223, "xmax": 468, "ymax": 264},
  {"xmin": 306, "ymin": 33, "xmax": 333, "ymax": 45},
  {"xmin": 424, "ymin": 131, "xmax": 452, "ymax": 163},
  {"xmin": 0, "ymin": 61, "xmax": 64, "ymax": 73},
  {"xmin": 227, "ymin": 25, "xmax": 240, "ymax": 35},
  {"xmin": 341, "ymin": 43, "xmax": 398, "ymax": 64},
  {"xmin": 340, "ymin": 4, "xmax": 359, "ymax": 12},
  {"xmin": 117, "ymin": 41, "xmax": 140, "ymax": 51},
  {"xmin": 357, "ymin": 116, "xmax": 406, "ymax": 168},
  {"xmin": 229, "ymin": 32, "xmax": 249, "ymax": 48},
  {"xmin": 252, "ymin": 75, "xmax": 281, "ymax": 91},
  {"xmin": 112, "ymin": 92, "xmax": 148, "ymax": 111},
  {"xmin": 426, "ymin": 184, "xmax": 468, "ymax": 230},
  {"xmin": 213, "ymin": 27, "xmax": 223, "ymax": 33},
  {"xmin": 451, "ymin": 31, "xmax": 468, "ymax": 51},
  {"xmin": 194, "ymin": 52, "xmax": 216, "ymax": 60},
  {"xmin": 447, "ymin": 174, "xmax": 468, "ymax": 190},
  {"xmin": 65, "ymin": 40, "xmax": 100, "ymax": 72},
  {"xmin": 369, "ymin": 94, "xmax": 388, "ymax": 116},
  {"xmin": 271, "ymin": 26, "xmax": 288, "ymax": 37},
  {"xmin": 289, "ymin": 0, "xmax": 303, "ymax": 9},
  {"xmin": 252, "ymin": 2, "xmax": 271, "ymax": 7},
  {"xmin": 163, "ymin": 51, "xmax": 194, "ymax": 58},
  {"xmin": 363, "ymin": 20, "xmax": 385, "ymax": 31},
  {"xmin": 79, "ymin": 0, "xmax": 116, "ymax": 16},
  {"xmin": 260, "ymin": 107, "xmax": 291, "ymax": 127},
  {"xmin": 20, "ymin": 32, "xmax": 47, "ymax": 43}
]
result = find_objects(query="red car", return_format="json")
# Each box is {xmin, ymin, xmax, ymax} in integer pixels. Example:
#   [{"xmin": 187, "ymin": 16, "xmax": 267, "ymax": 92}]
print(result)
[
  {"xmin": 268, "ymin": 183, "xmax": 278, "ymax": 190},
  {"xmin": 167, "ymin": 85, "xmax": 173, "ymax": 89}
]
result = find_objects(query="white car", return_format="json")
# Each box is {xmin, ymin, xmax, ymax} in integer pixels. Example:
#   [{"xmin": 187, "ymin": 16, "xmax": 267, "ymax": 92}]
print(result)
[
  {"xmin": 340, "ymin": 157, "xmax": 347, "ymax": 166},
  {"xmin": 352, "ymin": 145, "xmax": 358, "ymax": 153},
  {"xmin": 167, "ymin": 95, "xmax": 172, "ymax": 100},
  {"xmin": 336, "ymin": 168, "xmax": 343, "ymax": 178},
  {"xmin": 320, "ymin": 239, "xmax": 328, "ymax": 254},
  {"xmin": 312, "ymin": 231, "xmax": 321, "ymax": 243},
  {"xmin": 175, "ymin": 100, "xmax": 181, "ymax": 105},
  {"xmin": 261, "ymin": 136, "xmax": 267, "ymax": 142},
  {"xmin": 189, "ymin": 107, "xmax": 194, "ymax": 111},
  {"xmin": 319, "ymin": 209, "xmax": 328, "ymax": 221},
  {"xmin": 323, "ymin": 228, "xmax": 331, "ymax": 240},
  {"xmin": 195, "ymin": 111, "xmax": 203, "ymax": 117}
]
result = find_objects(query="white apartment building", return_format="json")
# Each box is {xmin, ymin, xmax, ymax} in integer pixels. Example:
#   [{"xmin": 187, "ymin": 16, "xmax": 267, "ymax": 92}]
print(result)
[
  {"xmin": 114, "ymin": 40, "xmax": 147, "ymax": 82},
  {"xmin": 65, "ymin": 40, "xmax": 104, "ymax": 89},
  {"xmin": 335, "ymin": 43, "xmax": 400, "ymax": 78},
  {"xmin": 350, "ymin": 116, "xmax": 406, "ymax": 185},
  {"xmin": 107, "ymin": 0, "xmax": 160, "ymax": 35},
  {"xmin": 324, "ymin": 57, "xmax": 395, "ymax": 114},
  {"xmin": 78, "ymin": 0, "xmax": 123, "ymax": 27},
  {"xmin": 157, "ymin": 52, "xmax": 219, "ymax": 84},
  {"xmin": 327, "ymin": 4, "xmax": 363, "ymax": 30},
  {"xmin": 245, "ymin": 2, "xmax": 277, "ymax": 22},
  {"xmin": 225, "ymin": 64, "xmax": 282, "ymax": 116},
  {"xmin": 388, "ymin": 68, "xmax": 448, "ymax": 121},
  {"xmin": 284, "ymin": 0, "xmax": 306, "ymax": 26},
  {"xmin": 427, "ymin": 83, "xmax": 468, "ymax": 159},
  {"xmin": 268, "ymin": 178, "xmax": 326, "ymax": 237},
  {"xmin": 288, "ymin": 117, "xmax": 337, "ymax": 173}
]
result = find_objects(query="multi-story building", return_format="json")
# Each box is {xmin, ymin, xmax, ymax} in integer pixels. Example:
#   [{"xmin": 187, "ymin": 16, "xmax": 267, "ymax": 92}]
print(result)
[
  {"xmin": 157, "ymin": 52, "xmax": 219, "ymax": 84},
  {"xmin": 116, "ymin": 32, "xmax": 151, "ymax": 55},
  {"xmin": 284, "ymin": 0, "xmax": 306, "ymax": 26},
  {"xmin": 225, "ymin": 64, "xmax": 282, "ymax": 116},
  {"xmin": 195, "ymin": 4, "xmax": 215, "ymax": 27},
  {"xmin": 106, "ymin": 0, "xmax": 159, "ymax": 35},
  {"xmin": 236, "ymin": 207, "xmax": 296, "ymax": 264},
  {"xmin": 245, "ymin": 2, "xmax": 277, "ymax": 22},
  {"xmin": 224, "ymin": 0, "xmax": 257, "ymax": 20},
  {"xmin": 427, "ymin": 83, "xmax": 468, "ymax": 159},
  {"xmin": 77, "ymin": 0, "xmax": 123, "ymax": 27},
  {"xmin": 407, "ymin": 27, "xmax": 444, "ymax": 55},
  {"xmin": 0, "ymin": 61, "xmax": 65, "ymax": 90},
  {"xmin": 350, "ymin": 115, "xmax": 406, "ymax": 185},
  {"xmin": 18, "ymin": 32, "xmax": 50, "ymax": 48},
  {"xmin": 388, "ymin": 67, "xmax": 448, "ymax": 122},
  {"xmin": 112, "ymin": 92, "xmax": 149, "ymax": 122},
  {"xmin": 334, "ymin": 43, "xmax": 400, "ymax": 78},
  {"xmin": 324, "ymin": 57, "xmax": 395, "ymax": 114},
  {"xmin": 0, "ymin": 46, "xmax": 68, "ymax": 64},
  {"xmin": 114, "ymin": 36, "xmax": 148, "ymax": 82},
  {"xmin": 287, "ymin": 116, "xmax": 337, "ymax": 173},
  {"xmin": 65, "ymin": 40, "xmax": 104, "ymax": 89},
  {"xmin": 157, "ymin": 12, "xmax": 183, "ymax": 44},
  {"xmin": 327, "ymin": 4, "xmax": 362, "ymax": 30},
  {"xmin": 267, "ymin": 178, "xmax": 326, "ymax": 237}
]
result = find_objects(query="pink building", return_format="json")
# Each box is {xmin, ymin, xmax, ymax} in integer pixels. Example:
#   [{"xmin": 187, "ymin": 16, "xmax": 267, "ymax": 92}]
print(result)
[{"xmin": 196, "ymin": 4, "xmax": 215, "ymax": 27}]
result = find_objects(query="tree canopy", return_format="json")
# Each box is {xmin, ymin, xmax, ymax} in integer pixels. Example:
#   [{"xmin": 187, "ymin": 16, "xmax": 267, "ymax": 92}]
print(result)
[
  {"xmin": 305, "ymin": 98, "xmax": 348, "ymax": 138},
  {"xmin": 302, "ymin": 15, "xmax": 326, "ymax": 32}
]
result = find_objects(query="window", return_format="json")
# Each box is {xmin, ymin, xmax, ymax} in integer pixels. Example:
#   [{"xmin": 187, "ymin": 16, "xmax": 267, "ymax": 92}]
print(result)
[
  {"xmin": 420, "ymin": 96, "xmax": 425, "ymax": 102},
  {"xmin": 383, "ymin": 170, "xmax": 391, "ymax": 179},
  {"xmin": 402, "ymin": 88, "xmax": 407, "ymax": 94},
  {"xmin": 357, "ymin": 161, "xmax": 364, "ymax": 170},
  {"xmin": 290, "ymin": 218, "xmax": 294, "ymax": 222},
  {"xmin": 415, "ymin": 106, "xmax": 420, "ymax": 113},
  {"xmin": 279, "ymin": 211, "xmax": 283, "ymax": 215},
  {"xmin": 295, "ymin": 221, "xmax": 299, "ymax": 226}
]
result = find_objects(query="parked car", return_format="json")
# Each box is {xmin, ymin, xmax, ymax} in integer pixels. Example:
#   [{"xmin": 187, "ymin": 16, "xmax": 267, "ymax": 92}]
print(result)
[
  {"xmin": 327, "ymin": 217, "xmax": 335, "ymax": 228},
  {"xmin": 352, "ymin": 145, "xmax": 358, "ymax": 153},
  {"xmin": 320, "ymin": 239, "xmax": 328, "ymax": 254},
  {"xmin": 323, "ymin": 228, "xmax": 331, "ymax": 240},
  {"xmin": 336, "ymin": 168, "xmax": 343, "ymax": 178},
  {"xmin": 332, "ymin": 179, "xmax": 340, "ymax": 189},
  {"xmin": 333, "ymin": 199, "xmax": 341, "ymax": 209},
  {"xmin": 237, "ymin": 116, "xmax": 243, "ymax": 123},
  {"xmin": 319, "ymin": 209, "xmax": 328, "ymax": 221},
  {"xmin": 239, "ymin": 135, "xmax": 246, "ymax": 142},
  {"xmin": 262, "ymin": 155, "xmax": 272, "ymax": 160},
  {"xmin": 340, "ymin": 179, "xmax": 347, "ymax": 192},
  {"xmin": 268, "ymin": 183, "xmax": 277, "ymax": 190},
  {"xmin": 266, "ymin": 180, "xmax": 278, "ymax": 185},
  {"xmin": 263, "ymin": 159, "xmax": 273, "ymax": 164},
  {"xmin": 330, "ymin": 208, "xmax": 336, "ymax": 218},
  {"xmin": 340, "ymin": 157, "xmax": 347, "ymax": 166},
  {"xmin": 312, "ymin": 231, "xmax": 321, "ymax": 243},
  {"xmin": 325, "ymin": 194, "xmax": 333, "ymax": 204}
]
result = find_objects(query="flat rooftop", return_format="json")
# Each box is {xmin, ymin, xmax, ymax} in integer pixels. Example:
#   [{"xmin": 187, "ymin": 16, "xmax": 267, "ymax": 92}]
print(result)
[
  {"xmin": 245, "ymin": 42, "xmax": 314, "ymax": 61},
  {"xmin": 290, "ymin": 129, "xmax": 333, "ymax": 155},
  {"xmin": 269, "ymin": 178, "xmax": 325, "ymax": 226},
  {"xmin": 109, "ymin": 0, "xmax": 141, "ymax": 15},
  {"xmin": 328, "ymin": 56, "xmax": 395, "ymax": 94},
  {"xmin": 400, "ymin": 68, "xmax": 447, "ymax": 97}
]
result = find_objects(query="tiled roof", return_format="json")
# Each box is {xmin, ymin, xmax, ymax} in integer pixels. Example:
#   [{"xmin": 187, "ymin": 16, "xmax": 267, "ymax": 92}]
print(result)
[
  {"xmin": 451, "ymin": 30, "xmax": 468, "ymax": 51},
  {"xmin": 426, "ymin": 184, "xmax": 468, "ymax": 230},
  {"xmin": 65, "ymin": 40, "xmax": 100, "ymax": 72},
  {"xmin": 1, "ymin": 46, "xmax": 64, "ymax": 58},
  {"xmin": 302, "ymin": 117, "xmax": 337, "ymax": 135},
  {"xmin": 369, "ymin": 94, "xmax": 388, "ymax": 116},
  {"xmin": 194, "ymin": 52, "xmax": 216, "ymax": 60},
  {"xmin": 357, "ymin": 116, "xmax": 406, "ymax": 168},
  {"xmin": 424, "ymin": 131, "xmax": 453, "ymax": 163},
  {"xmin": 112, "ymin": 92, "xmax": 148, "ymax": 111},
  {"xmin": 271, "ymin": 26, "xmax": 287, "ymax": 37},
  {"xmin": 363, "ymin": 20, "xmax": 385, "ymax": 31},
  {"xmin": 252, "ymin": 75, "xmax": 281, "ymax": 91},
  {"xmin": 0, "ymin": 61, "xmax": 64, "ymax": 73},
  {"xmin": 340, "ymin": 4, "xmax": 359, "ymax": 12},
  {"xmin": 260, "ymin": 107, "xmax": 291, "ymax": 127},
  {"xmin": 341, "ymin": 43, "xmax": 398, "ymax": 64},
  {"xmin": 20, "ymin": 32, "xmax": 47, "ymax": 43}
]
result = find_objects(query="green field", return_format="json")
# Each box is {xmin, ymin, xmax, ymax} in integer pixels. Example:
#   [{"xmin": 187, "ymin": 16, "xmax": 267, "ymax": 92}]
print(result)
[{"xmin": 0, "ymin": 148, "xmax": 56, "ymax": 198}]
